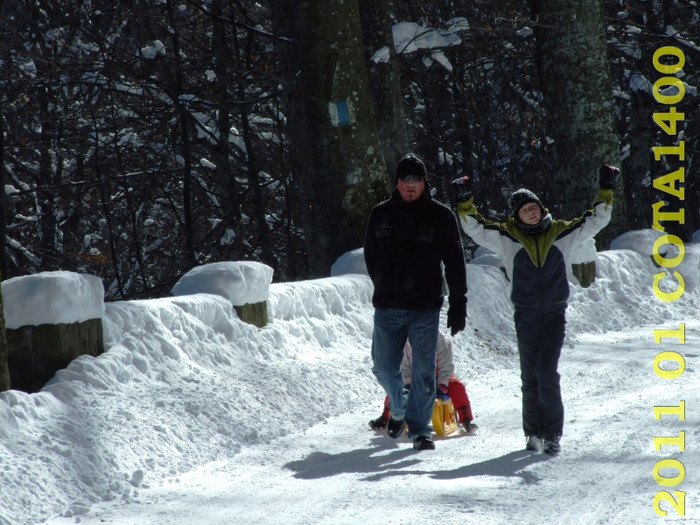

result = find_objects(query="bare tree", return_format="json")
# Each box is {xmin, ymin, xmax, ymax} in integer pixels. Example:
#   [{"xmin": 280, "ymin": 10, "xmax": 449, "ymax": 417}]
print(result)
[
  {"xmin": 271, "ymin": 0, "xmax": 389, "ymax": 276},
  {"xmin": 1, "ymin": 0, "xmax": 697, "ymax": 299},
  {"xmin": 527, "ymin": 0, "xmax": 628, "ymax": 246},
  {"xmin": 0, "ymin": 270, "xmax": 8, "ymax": 391},
  {"xmin": 359, "ymin": 0, "xmax": 410, "ymax": 174}
]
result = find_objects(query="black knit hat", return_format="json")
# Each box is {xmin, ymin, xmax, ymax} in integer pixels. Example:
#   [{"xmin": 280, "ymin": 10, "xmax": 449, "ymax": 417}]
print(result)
[
  {"xmin": 508, "ymin": 188, "xmax": 545, "ymax": 218},
  {"xmin": 395, "ymin": 153, "xmax": 428, "ymax": 186}
]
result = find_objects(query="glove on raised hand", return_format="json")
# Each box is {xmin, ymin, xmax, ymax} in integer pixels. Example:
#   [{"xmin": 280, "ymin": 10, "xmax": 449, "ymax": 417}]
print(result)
[
  {"xmin": 446, "ymin": 299, "xmax": 467, "ymax": 336},
  {"xmin": 599, "ymin": 164, "xmax": 620, "ymax": 190},
  {"xmin": 450, "ymin": 175, "xmax": 473, "ymax": 203}
]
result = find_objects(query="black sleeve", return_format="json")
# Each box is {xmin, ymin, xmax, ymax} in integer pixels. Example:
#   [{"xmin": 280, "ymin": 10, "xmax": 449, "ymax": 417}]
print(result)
[
  {"xmin": 363, "ymin": 208, "xmax": 377, "ymax": 279},
  {"xmin": 443, "ymin": 211, "xmax": 468, "ymax": 304}
]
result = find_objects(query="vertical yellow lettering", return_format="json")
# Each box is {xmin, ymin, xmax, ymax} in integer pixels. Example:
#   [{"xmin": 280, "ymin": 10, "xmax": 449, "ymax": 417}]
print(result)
[
  {"xmin": 651, "ymin": 202, "xmax": 685, "ymax": 231},
  {"xmin": 652, "ymin": 271, "xmax": 685, "ymax": 302},
  {"xmin": 652, "ymin": 167, "xmax": 685, "ymax": 200},
  {"xmin": 653, "ymin": 142, "xmax": 685, "ymax": 160},
  {"xmin": 653, "ymin": 46, "xmax": 685, "ymax": 73},
  {"xmin": 653, "ymin": 324, "xmax": 685, "ymax": 344},
  {"xmin": 654, "ymin": 432, "xmax": 686, "ymax": 451},
  {"xmin": 654, "ymin": 401, "xmax": 686, "ymax": 420},
  {"xmin": 653, "ymin": 458, "xmax": 686, "ymax": 486},
  {"xmin": 653, "ymin": 351, "xmax": 685, "ymax": 379},
  {"xmin": 653, "ymin": 235, "xmax": 685, "ymax": 267}
]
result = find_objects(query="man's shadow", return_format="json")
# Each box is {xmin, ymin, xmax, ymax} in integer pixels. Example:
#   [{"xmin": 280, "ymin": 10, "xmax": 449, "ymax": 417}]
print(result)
[
  {"xmin": 284, "ymin": 435, "xmax": 548, "ymax": 485},
  {"xmin": 284, "ymin": 435, "xmax": 422, "ymax": 480}
]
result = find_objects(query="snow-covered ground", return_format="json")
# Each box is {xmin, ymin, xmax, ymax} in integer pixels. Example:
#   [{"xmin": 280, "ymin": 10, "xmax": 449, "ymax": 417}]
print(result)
[{"xmin": 1, "ymin": 230, "xmax": 699, "ymax": 525}]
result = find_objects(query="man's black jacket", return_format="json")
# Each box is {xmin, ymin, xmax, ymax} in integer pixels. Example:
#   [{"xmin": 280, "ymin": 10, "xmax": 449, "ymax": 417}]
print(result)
[{"xmin": 364, "ymin": 189, "xmax": 467, "ymax": 311}]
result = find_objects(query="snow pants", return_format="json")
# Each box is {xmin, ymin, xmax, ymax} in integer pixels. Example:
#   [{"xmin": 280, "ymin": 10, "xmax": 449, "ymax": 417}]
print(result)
[
  {"xmin": 514, "ymin": 307, "xmax": 566, "ymax": 439},
  {"xmin": 379, "ymin": 376, "xmax": 473, "ymax": 424},
  {"xmin": 447, "ymin": 377, "xmax": 473, "ymax": 423},
  {"xmin": 371, "ymin": 308, "xmax": 440, "ymax": 439}
]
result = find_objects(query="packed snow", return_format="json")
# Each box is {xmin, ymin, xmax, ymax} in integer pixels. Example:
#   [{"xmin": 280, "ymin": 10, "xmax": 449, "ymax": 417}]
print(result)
[
  {"xmin": 1, "ymin": 229, "xmax": 699, "ymax": 525},
  {"xmin": 2, "ymin": 272, "xmax": 104, "ymax": 330}
]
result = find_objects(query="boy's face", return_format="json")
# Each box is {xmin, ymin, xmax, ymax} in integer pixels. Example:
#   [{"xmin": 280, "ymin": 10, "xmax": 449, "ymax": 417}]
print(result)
[
  {"xmin": 396, "ymin": 175, "xmax": 426, "ymax": 202},
  {"xmin": 518, "ymin": 202, "xmax": 542, "ymax": 225}
]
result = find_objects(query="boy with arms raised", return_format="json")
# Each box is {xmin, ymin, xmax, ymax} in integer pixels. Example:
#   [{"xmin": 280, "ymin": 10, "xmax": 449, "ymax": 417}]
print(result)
[{"xmin": 451, "ymin": 165, "xmax": 618, "ymax": 454}]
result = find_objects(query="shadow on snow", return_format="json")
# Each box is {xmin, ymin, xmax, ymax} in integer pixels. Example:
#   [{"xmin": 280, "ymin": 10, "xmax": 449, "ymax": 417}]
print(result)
[{"xmin": 284, "ymin": 435, "xmax": 549, "ymax": 485}]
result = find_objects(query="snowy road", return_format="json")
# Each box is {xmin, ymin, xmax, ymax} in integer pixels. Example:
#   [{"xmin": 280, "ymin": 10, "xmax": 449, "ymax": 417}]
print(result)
[{"xmin": 43, "ymin": 323, "xmax": 700, "ymax": 525}]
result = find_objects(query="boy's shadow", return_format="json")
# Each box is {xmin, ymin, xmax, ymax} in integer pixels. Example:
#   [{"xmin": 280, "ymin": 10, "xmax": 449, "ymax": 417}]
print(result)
[
  {"xmin": 284, "ymin": 435, "xmax": 548, "ymax": 485},
  {"xmin": 425, "ymin": 449, "xmax": 548, "ymax": 484}
]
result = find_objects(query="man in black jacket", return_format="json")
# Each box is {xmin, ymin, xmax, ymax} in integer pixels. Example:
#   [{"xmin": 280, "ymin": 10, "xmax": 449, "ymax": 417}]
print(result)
[{"xmin": 364, "ymin": 153, "xmax": 468, "ymax": 451}]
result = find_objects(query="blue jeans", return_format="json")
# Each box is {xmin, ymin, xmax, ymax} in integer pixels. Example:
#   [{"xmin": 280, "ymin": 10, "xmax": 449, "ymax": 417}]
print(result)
[{"xmin": 371, "ymin": 308, "xmax": 440, "ymax": 439}]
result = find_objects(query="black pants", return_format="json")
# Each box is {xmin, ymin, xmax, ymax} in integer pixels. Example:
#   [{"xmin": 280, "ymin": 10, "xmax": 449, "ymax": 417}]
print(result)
[{"xmin": 514, "ymin": 308, "xmax": 566, "ymax": 439}]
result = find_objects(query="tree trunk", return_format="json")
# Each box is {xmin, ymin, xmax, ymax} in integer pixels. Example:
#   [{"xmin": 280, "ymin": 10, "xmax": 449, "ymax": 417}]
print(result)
[
  {"xmin": 167, "ymin": 1, "xmax": 197, "ymax": 268},
  {"xmin": 210, "ymin": 0, "xmax": 242, "ymax": 244},
  {"xmin": 0, "ymin": 270, "xmax": 10, "ymax": 391},
  {"xmin": 622, "ymin": 74, "xmax": 655, "ymax": 230},
  {"xmin": 0, "ymin": 0, "xmax": 6, "ymax": 278},
  {"xmin": 0, "ymin": 75, "xmax": 6, "ymax": 279},
  {"xmin": 528, "ymin": 0, "xmax": 628, "ymax": 247},
  {"xmin": 358, "ymin": 0, "xmax": 410, "ymax": 177},
  {"xmin": 271, "ymin": 0, "xmax": 389, "ymax": 276},
  {"xmin": 37, "ymin": 90, "xmax": 58, "ymax": 270}
]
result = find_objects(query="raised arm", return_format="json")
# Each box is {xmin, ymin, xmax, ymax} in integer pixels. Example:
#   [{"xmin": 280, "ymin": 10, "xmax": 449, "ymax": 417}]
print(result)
[{"xmin": 451, "ymin": 176, "xmax": 515, "ymax": 256}]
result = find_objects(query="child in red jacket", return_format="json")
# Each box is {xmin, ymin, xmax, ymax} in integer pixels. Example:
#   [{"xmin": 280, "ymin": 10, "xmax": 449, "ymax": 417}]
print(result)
[{"xmin": 369, "ymin": 331, "xmax": 477, "ymax": 433}]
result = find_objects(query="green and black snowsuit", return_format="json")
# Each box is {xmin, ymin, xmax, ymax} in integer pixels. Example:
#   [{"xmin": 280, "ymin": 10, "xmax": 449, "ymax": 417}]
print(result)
[{"xmin": 456, "ymin": 188, "xmax": 613, "ymax": 440}]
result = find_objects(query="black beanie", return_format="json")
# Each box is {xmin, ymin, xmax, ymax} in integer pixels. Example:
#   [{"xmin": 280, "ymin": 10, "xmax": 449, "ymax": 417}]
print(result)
[
  {"xmin": 508, "ymin": 188, "xmax": 545, "ymax": 217},
  {"xmin": 395, "ymin": 153, "xmax": 428, "ymax": 186}
]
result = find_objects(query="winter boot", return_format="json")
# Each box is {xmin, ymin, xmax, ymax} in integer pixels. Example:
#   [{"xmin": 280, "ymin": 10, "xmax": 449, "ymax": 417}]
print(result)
[
  {"xmin": 525, "ymin": 436, "xmax": 542, "ymax": 452},
  {"xmin": 369, "ymin": 415, "xmax": 388, "ymax": 429},
  {"xmin": 387, "ymin": 416, "xmax": 406, "ymax": 439},
  {"xmin": 463, "ymin": 421, "xmax": 479, "ymax": 434},
  {"xmin": 413, "ymin": 436, "xmax": 436, "ymax": 450},
  {"xmin": 542, "ymin": 437, "xmax": 561, "ymax": 455}
]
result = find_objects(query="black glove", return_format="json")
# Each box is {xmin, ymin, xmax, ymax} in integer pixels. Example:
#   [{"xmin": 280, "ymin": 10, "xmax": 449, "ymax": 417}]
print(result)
[
  {"xmin": 599, "ymin": 164, "xmax": 619, "ymax": 190},
  {"xmin": 450, "ymin": 176, "xmax": 473, "ymax": 203},
  {"xmin": 446, "ymin": 299, "xmax": 467, "ymax": 336}
]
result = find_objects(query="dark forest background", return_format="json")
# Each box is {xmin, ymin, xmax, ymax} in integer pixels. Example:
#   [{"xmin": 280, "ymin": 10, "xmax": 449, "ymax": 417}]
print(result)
[{"xmin": 0, "ymin": 0, "xmax": 697, "ymax": 300}]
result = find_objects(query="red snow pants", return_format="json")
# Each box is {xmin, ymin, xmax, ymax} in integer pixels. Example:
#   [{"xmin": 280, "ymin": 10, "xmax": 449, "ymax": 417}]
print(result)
[{"xmin": 380, "ymin": 376, "xmax": 473, "ymax": 424}]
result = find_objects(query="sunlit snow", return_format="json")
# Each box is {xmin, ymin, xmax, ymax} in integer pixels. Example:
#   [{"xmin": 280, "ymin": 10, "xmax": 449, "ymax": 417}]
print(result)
[{"xmin": 1, "ymin": 229, "xmax": 699, "ymax": 525}]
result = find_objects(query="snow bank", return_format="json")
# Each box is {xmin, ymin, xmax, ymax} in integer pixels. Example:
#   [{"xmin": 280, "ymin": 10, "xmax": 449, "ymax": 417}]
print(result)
[
  {"xmin": 330, "ymin": 248, "xmax": 367, "ymax": 277},
  {"xmin": 0, "ymin": 274, "xmax": 378, "ymax": 525},
  {"xmin": 0, "ymin": 238, "xmax": 699, "ymax": 524},
  {"xmin": 171, "ymin": 261, "xmax": 273, "ymax": 305},
  {"xmin": 610, "ymin": 228, "xmax": 663, "ymax": 255},
  {"xmin": 1, "ymin": 271, "xmax": 104, "ymax": 329}
]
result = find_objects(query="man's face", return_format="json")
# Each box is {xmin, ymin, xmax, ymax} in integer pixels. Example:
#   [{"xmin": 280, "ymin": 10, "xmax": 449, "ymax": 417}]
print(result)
[
  {"xmin": 396, "ymin": 174, "xmax": 426, "ymax": 202},
  {"xmin": 518, "ymin": 201, "xmax": 542, "ymax": 225}
]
